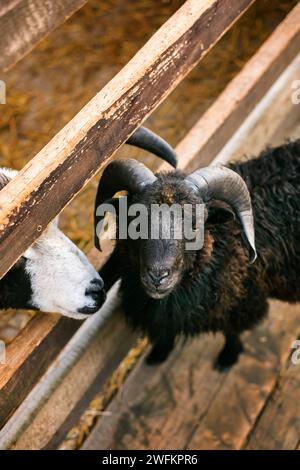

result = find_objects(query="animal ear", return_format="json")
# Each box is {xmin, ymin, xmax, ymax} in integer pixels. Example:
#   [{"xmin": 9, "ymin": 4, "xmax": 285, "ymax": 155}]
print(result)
[{"xmin": 206, "ymin": 201, "xmax": 235, "ymax": 225}]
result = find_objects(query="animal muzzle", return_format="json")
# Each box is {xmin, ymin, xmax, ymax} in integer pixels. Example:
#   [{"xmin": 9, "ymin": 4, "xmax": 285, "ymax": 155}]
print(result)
[
  {"xmin": 141, "ymin": 265, "xmax": 175, "ymax": 299},
  {"xmin": 77, "ymin": 277, "xmax": 106, "ymax": 314}
]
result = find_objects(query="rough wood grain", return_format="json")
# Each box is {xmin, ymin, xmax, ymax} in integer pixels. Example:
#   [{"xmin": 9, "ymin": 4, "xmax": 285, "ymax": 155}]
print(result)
[
  {"xmin": 176, "ymin": 1, "xmax": 300, "ymax": 171},
  {"xmin": 0, "ymin": 314, "xmax": 78, "ymax": 429},
  {"xmin": 0, "ymin": 247, "xmax": 104, "ymax": 429},
  {"xmin": 0, "ymin": 0, "xmax": 87, "ymax": 72},
  {"xmin": 213, "ymin": 54, "xmax": 300, "ymax": 166},
  {"xmin": 12, "ymin": 313, "xmax": 137, "ymax": 450},
  {"xmin": 82, "ymin": 302, "xmax": 300, "ymax": 450},
  {"xmin": 186, "ymin": 303, "xmax": 300, "ymax": 450},
  {"xmin": 245, "ymin": 362, "xmax": 300, "ymax": 450},
  {"xmin": 0, "ymin": 0, "xmax": 255, "ymax": 280}
]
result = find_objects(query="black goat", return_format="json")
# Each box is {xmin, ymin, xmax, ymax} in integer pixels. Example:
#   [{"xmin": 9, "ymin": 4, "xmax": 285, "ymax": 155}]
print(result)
[
  {"xmin": 94, "ymin": 140, "xmax": 300, "ymax": 370},
  {"xmin": 0, "ymin": 127, "xmax": 176, "ymax": 318}
]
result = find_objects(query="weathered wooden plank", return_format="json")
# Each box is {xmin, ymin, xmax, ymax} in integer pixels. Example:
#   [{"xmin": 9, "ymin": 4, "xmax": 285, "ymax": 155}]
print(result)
[
  {"xmin": 0, "ymin": 0, "xmax": 88, "ymax": 72},
  {"xmin": 0, "ymin": 247, "xmax": 103, "ymax": 429},
  {"xmin": 213, "ymin": 54, "xmax": 300, "ymax": 166},
  {"xmin": 186, "ymin": 305, "xmax": 300, "ymax": 450},
  {"xmin": 175, "ymin": 1, "xmax": 300, "ymax": 171},
  {"xmin": 82, "ymin": 301, "xmax": 300, "ymax": 450},
  {"xmin": 0, "ymin": 314, "xmax": 78, "ymax": 429},
  {"xmin": 0, "ymin": 0, "xmax": 255, "ymax": 280},
  {"xmin": 12, "ymin": 313, "xmax": 137, "ymax": 450},
  {"xmin": 0, "ymin": 1, "xmax": 22, "ymax": 17},
  {"xmin": 245, "ymin": 362, "xmax": 300, "ymax": 450}
]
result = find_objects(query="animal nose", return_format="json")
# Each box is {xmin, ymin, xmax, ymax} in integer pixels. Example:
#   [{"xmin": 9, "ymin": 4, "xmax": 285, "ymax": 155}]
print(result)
[
  {"xmin": 148, "ymin": 268, "xmax": 170, "ymax": 287},
  {"xmin": 77, "ymin": 277, "xmax": 106, "ymax": 314},
  {"xmin": 89, "ymin": 277, "xmax": 104, "ymax": 291}
]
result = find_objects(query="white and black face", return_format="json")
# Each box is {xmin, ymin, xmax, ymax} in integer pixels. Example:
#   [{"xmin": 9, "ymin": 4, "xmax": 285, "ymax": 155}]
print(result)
[{"xmin": 0, "ymin": 168, "xmax": 106, "ymax": 319}]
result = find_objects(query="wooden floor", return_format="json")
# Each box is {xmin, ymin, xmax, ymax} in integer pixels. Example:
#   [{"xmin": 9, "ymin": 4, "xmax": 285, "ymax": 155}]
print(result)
[{"xmin": 81, "ymin": 301, "xmax": 300, "ymax": 450}]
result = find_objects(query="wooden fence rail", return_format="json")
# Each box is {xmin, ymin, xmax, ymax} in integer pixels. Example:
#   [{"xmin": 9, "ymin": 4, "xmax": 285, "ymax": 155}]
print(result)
[
  {"xmin": 0, "ymin": 0, "xmax": 255, "ymax": 280},
  {"xmin": 0, "ymin": 0, "xmax": 88, "ymax": 72}
]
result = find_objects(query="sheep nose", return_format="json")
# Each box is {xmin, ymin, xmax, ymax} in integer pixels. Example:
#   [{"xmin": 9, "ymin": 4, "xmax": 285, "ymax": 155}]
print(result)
[
  {"xmin": 148, "ymin": 268, "xmax": 170, "ymax": 287},
  {"xmin": 89, "ymin": 277, "xmax": 104, "ymax": 291},
  {"xmin": 78, "ymin": 277, "xmax": 106, "ymax": 314}
]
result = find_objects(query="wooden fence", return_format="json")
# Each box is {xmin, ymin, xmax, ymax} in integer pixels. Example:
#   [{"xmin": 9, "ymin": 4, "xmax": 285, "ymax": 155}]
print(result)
[
  {"xmin": 0, "ymin": 0, "xmax": 88, "ymax": 72},
  {"xmin": 0, "ymin": 0, "xmax": 300, "ymax": 447}
]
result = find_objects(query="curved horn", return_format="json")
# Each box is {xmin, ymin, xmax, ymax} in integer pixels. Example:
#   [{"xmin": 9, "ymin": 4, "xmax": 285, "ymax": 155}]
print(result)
[
  {"xmin": 186, "ymin": 165, "xmax": 257, "ymax": 262},
  {"xmin": 94, "ymin": 159, "xmax": 156, "ymax": 249},
  {"xmin": 127, "ymin": 127, "xmax": 177, "ymax": 168}
]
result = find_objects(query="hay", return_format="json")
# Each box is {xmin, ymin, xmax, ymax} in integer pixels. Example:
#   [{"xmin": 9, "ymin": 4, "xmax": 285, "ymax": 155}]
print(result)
[{"xmin": 58, "ymin": 337, "xmax": 149, "ymax": 450}]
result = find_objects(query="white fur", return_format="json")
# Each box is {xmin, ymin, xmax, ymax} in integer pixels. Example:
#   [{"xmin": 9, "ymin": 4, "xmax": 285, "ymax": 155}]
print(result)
[
  {"xmin": 0, "ymin": 167, "xmax": 18, "ymax": 179},
  {"xmin": 24, "ymin": 221, "xmax": 101, "ymax": 319},
  {"xmin": 1, "ymin": 168, "xmax": 102, "ymax": 319}
]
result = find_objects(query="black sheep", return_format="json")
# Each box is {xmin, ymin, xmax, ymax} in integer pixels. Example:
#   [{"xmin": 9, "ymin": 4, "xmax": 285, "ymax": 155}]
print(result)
[
  {"xmin": 94, "ymin": 140, "xmax": 300, "ymax": 370},
  {"xmin": 0, "ymin": 127, "xmax": 176, "ymax": 318}
]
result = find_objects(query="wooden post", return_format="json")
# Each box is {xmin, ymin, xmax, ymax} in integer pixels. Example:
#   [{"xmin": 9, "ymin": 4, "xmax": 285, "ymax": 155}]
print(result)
[
  {"xmin": 176, "ymin": 2, "xmax": 300, "ymax": 170},
  {"xmin": 0, "ymin": 0, "xmax": 88, "ymax": 72}
]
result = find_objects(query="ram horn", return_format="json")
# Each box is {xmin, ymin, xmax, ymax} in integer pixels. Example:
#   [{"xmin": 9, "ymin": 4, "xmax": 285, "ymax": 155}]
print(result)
[
  {"xmin": 94, "ymin": 159, "xmax": 156, "ymax": 249},
  {"xmin": 186, "ymin": 165, "xmax": 257, "ymax": 262},
  {"xmin": 127, "ymin": 127, "xmax": 177, "ymax": 168}
]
